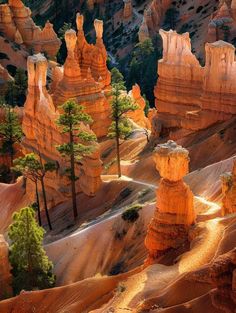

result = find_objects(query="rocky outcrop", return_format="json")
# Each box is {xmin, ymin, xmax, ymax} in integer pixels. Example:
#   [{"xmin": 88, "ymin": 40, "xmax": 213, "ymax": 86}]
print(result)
[
  {"xmin": 22, "ymin": 52, "xmax": 102, "ymax": 208},
  {"xmin": 221, "ymin": 159, "xmax": 236, "ymax": 215},
  {"xmin": 208, "ymin": 0, "xmax": 236, "ymax": 43},
  {"xmin": 145, "ymin": 141, "xmax": 195, "ymax": 263},
  {"xmin": 123, "ymin": 0, "xmax": 132, "ymax": 19},
  {"xmin": 138, "ymin": 0, "xmax": 171, "ymax": 41},
  {"xmin": 52, "ymin": 13, "xmax": 111, "ymax": 138},
  {"xmin": 126, "ymin": 84, "xmax": 151, "ymax": 129},
  {"xmin": 0, "ymin": 235, "xmax": 12, "ymax": 299},
  {"xmin": 190, "ymin": 248, "xmax": 236, "ymax": 313},
  {"xmin": 154, "ymin": 29, "xmax": 236, "ymax": 138},
  {"xmin": 0, "ymin": 0, "xmax": 61, "ymax": 59},
  {"xmin": 138, "ymin": 18, "xmax": 150, "ymax": 43}
]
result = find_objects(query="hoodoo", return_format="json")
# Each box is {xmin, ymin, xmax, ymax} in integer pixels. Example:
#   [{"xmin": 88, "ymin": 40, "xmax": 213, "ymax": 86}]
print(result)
[
  {"xmin": 0, "ymin": 0, "xmax": 61, "ymax": 59},
  {"xmin": 52, "ymin": 13, "xmax": 111, "ymax": 138},
  {"xmin": 22, "ymin": 51, "xmax": 102, "ymax": 208},
  {"xmin": 221, "ymin": 159, "xmax": 236, "ymax": 215},
  {"xmin": 145, "ymin": 141, "xmax": 195, "ymax": 263}
]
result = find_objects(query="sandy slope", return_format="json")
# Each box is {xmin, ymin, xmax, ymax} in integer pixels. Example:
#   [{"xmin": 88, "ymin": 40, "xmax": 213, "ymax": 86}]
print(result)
[{"xmin": 0, "ymin": 177, "xmax": 29, "ymax": 234}]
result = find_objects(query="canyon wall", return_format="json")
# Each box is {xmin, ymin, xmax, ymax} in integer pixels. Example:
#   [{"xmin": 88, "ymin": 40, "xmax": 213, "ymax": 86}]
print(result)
[
  {"xmin": 0, "ymin": 0, "xmax": 61, "ymax": 59},
  {"xmin": 145, "ymin": 141, "xmax": 195, "ymax": 264},
  {"xmin": 154, "ymin": 29, "xmax": 236, "ymax": 137}
]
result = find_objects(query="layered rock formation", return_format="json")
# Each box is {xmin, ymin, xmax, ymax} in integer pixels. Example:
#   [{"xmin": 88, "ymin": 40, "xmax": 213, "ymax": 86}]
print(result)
[
  {"xmin": 145, "ymin": 141, "xmax": 195, "ymax": 263},
  {"xmin": 221, "ymin": 159, "xmax": 236, "ymax": 215},
  {"xmin": 191, "ymin": 248, "xmax": 236, "ymax": 313},
  {"xmin": 0, "ymin": 0, "xmax": 61, "ymax": 58},
  {"xmin": 0, "ymin": 235, "xmax": 12, "ymax": 300},
  {"xmin": 52, "ymin": 14, "xmax": 111, "ymax": 138},
  {"xmin": 22, "ymin": 52, "xmax": 102, "ymax": 208},
  {"xmin": 154, "ymin": 29, "xmax": 236, "ymax": 137},
  {"xmin": 126, "ymin": 84, "xmax": 151, "ymax": 129}
]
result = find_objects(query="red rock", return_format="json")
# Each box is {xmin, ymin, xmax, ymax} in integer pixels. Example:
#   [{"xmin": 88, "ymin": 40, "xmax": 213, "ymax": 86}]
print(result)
[
  {"xmin": 22, "ymin": 52, "xmax": 102, "ymax": 208},
  {"xmin": 145, "ymin": 141, "xmax": 195, "ymax": 263},
  {"xmin": 221, "ymin": 159, "xmax": 236, "ymax": 215},
  {"xmin": 0, "ymin": 235, "xmax": 12, "ymax": 300},
  {"xmin": 126, "ymin": 84, "xmax": 151, "ymax": 129},
  {"xmin": 123, "ymin": 0, "xmax": 132, "ymax": 19},
  {"xmin": 0, "ymin": 0, "xmax": 61, "ymax": 59},
  {"xmin": 53, "ymin": 14, "xmax": 111, "ymax": 138},
  {"xmin": 154, "ymin": 29, "xmax": 236, "ymax": 138}
]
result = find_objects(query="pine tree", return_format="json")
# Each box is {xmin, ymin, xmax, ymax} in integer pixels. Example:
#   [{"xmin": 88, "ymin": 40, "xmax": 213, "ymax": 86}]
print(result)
[
  {"xmin": 0, "ymin": 105, "xmax": 23, "ymax": 166},
  {"xmin": 56, "ymin": 99, "xmax": 97, "ymax": 220},
  {"xmin": 8, "ymin": 207, "xmax": 55, "ymax": 295},
  {"xmin": 108, "ymin": 80, "xmax": 138, "ymax": 178},
  {"xmin": 111, "ymin": 67, "xmax": 124, "ymax": 85},
  {"xmin": 13, "ymin": 153, "xmax": 56, "ymax": 230}
]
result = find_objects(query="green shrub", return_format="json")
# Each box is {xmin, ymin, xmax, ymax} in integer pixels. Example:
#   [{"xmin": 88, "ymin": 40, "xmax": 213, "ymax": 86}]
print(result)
[{"xmin": 122, "ymin": 204, "xmax": 142, "ymax": 223}]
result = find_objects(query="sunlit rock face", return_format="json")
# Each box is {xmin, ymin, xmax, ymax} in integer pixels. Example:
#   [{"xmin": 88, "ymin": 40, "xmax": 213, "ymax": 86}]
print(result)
[
  {"xmin": 0, "ymin": 0, "xmax": 61, "ymax": 58},
  {"xmin": 221, "ymin": 159, "xmax": 236, "ymax": 215},
  {"xmin": 154, "ymin": 29, "xmax": 236, "ymax": 138},
  {"xmin": 22, "ymin": 52, "xmax": 102, "ymax": 208},
  {"xmin": 126, "ymin": 84, "xmax": 151, "ymax": 129},
  {"xmin": 0, "ymin": 235, "xmax": 12, "ymax": 300},
  {"xmin": 191, "ymin": 248, "xmax": 236, "ymax": 313},
  {"xmin": 145, "ymin": 141, "xmax": 195, "ymax": 263},
  {"xmin": 52, "ymin": 13, "xmax": 111, "ymax": 138}
]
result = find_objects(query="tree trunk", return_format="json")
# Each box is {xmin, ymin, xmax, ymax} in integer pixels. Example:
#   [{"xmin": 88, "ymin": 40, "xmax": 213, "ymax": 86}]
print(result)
[
  {"xmin": 70, "ymin": 130, "xmax": 78, "ymax": 220},
  {"xmin": 41, "ymin": 178, "xmax": 52, "ymax": 230},
  {"xmin": 115, "ymin": 119, "xmax": 121, "ymax": 178},
  {"xmin": 35, "ymin": 181, "xmax": 42, "ymax": 226}
]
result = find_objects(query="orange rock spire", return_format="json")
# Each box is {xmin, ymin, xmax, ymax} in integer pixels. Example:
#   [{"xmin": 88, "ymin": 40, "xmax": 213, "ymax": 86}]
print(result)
[
  {"xmin": 126, "ymin": 84, "xmax": 151, "ymax": 129},
  {"xmin": 0, "ymin": 0, "xmax": 61, "ymax": 58},
  {"xmin": 52, "ymin": 14, "xmax": 111, "ymax": 138},
  {"xmin": 0, "ymin": 235, "xmax": 12, "ymax": 300},
  {"xmin": 221, "ymin": 159, "xmax": 236, "ymax": 215},
  {"xmin": 145, "ymin": 141, "xmax": 195, "ymax": 263}
]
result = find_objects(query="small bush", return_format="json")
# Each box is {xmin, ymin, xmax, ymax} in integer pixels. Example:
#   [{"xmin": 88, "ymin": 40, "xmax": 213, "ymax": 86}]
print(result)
[{"xmin": 122, "ymin": 204, "xmax": 142, "ymax": 223}]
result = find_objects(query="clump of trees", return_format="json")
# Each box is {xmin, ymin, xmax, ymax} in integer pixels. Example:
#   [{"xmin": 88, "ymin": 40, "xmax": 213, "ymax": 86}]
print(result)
[
  {"xmin": 5, "ymin": 68, "xmax": 27, "ymax": 107},
  {"xmin": 0, "ymin": 104, "xmax": 23, "ymax": 167},
  {"xmin": 13, "ymin": 153, "xmax": 56, "ymax": 230},
  {"xmin": 109, "ymin": 68, "xmax": 138, "ymax": 177},
  {"xmin": 57, "ymin": 99, "xmax": 97, "ymax": 220},
  {"xmin": 8, "ymin": 207, "xmax": 56, "ymax": 295},
  {"xmin": 127, "ymin": 38, "xmax": 161, "ymax": 105}
]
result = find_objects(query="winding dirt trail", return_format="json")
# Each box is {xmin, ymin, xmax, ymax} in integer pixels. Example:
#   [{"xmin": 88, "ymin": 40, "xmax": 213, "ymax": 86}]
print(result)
[{"xmin": 91, "ymin": 199, "xmax": 225, "ymax": 312}]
